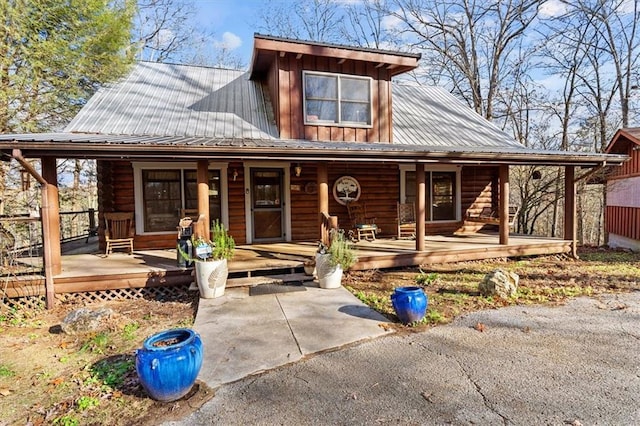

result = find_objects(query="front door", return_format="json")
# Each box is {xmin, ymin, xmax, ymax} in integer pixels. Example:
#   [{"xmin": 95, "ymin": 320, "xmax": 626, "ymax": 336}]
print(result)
[{"xmin": 251, "ymin": 168, "xmax": 284, "ymax": 242}]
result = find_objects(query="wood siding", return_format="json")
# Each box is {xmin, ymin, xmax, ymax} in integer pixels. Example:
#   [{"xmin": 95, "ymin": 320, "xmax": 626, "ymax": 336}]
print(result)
[
  {"xmin": 607, "ymin": 206, "xmax": 640, "ymax": 241},
  {"xmin": 608, "ymin": 144, "xmax": 640, "ymax": 179},
  {"xmin": 267, "ymin": 53, "xmax": 392, "ymax": 143},
  {"xmin": 606, "ymin": 142, "xmax": 640, "ymax": 242}
]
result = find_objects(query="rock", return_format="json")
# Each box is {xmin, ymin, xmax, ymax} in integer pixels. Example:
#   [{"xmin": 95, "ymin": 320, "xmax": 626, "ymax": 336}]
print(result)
[
  {"xmin": 60, "ymin": 307, "xmax": 114, "ymax": 335},
  {"xmin": 479, "ymin": 269, "xmax": 519, "ymax": 298}
]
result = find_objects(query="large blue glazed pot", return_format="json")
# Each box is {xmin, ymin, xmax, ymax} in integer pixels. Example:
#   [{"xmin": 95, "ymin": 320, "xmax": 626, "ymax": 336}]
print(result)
[
  {"xmin": 135, "ymin": 328, "xmax": 203, "ymax": 402},
  {"xmin": 391, "ymin": 286, "xmax": 428, "ymax": 324}
]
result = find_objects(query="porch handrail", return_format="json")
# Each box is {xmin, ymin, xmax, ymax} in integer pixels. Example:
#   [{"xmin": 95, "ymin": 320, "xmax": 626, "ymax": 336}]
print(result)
[{"xmin": 320, "ymin": 212, "xmax": 338, "ymax": 247}]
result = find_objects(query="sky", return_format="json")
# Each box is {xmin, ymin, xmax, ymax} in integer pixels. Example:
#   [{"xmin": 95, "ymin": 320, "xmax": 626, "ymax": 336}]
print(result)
[{"xmin": 193, "ymin": 0, "xmax": 266, "ymax": 65}]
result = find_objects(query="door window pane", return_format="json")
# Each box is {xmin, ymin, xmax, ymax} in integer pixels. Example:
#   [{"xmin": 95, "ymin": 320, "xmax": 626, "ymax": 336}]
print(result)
[{"xmin": 432, "ymin": 172, "xmax": 456, "ymax": 220}]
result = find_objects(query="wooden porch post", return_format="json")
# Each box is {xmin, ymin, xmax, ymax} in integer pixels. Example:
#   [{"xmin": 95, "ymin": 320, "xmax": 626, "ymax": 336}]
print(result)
[
  {"xmin": 564, "ymin": 165, "xmax": 577, "ymax": 258},
  {"xmin": 41, "ymin": 157, "xmax": 62, "ymax": 276},
  {"xmin": 416, "ymin": 163, "xmax": 426, "ymax": 251},
  {"xmin": 318, "ymin": 162, "xmax": 329, "ymax": 214},
  {"xmin": 197, "ymin": 160, "xmax": 210, "ymax": 238},
  {"xmin": 318, "ymin": 162, "xmax": 329, "ymax": 239},
  {"xmin": 499, "ymin": 164, "xmax": 510, "ymax": 245}
]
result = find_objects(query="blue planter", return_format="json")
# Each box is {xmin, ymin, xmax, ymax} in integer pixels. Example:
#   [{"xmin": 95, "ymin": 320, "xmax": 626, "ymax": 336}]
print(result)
[
  {"xmin": 391, "ymin": 286, "xmax": 428, "ymax": 324},
  {"xmin": 135, "ymin": 328, "xmax": 203, "ymax": 402}
]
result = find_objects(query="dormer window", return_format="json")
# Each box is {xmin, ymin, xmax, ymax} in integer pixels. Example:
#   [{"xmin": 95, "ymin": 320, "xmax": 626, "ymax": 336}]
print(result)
[{"xmin": 303, "ymin": 71, "xmax": 372, "ymax": 127}]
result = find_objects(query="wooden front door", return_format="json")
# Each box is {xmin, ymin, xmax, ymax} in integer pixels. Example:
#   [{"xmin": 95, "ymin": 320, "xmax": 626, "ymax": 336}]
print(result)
[{"xmin": 251, "ymin": 168, "xmax": 284, "ymax": 241}]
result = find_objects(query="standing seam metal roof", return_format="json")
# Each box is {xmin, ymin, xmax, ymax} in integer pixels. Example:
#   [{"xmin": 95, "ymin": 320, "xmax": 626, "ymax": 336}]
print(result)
[
  {"xmin": 65, "ymin": 62, "xmax": 519, "ymax": 151},
  {"xmin": 65, "ymin": 62, "xmax": 279, "ymax": 140}
]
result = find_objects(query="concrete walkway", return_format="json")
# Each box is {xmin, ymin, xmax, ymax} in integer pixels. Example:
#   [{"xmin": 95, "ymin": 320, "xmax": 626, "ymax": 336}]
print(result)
[{"xmin": 193, "ymin": 283, "xmax": 392, "ymax": 388}]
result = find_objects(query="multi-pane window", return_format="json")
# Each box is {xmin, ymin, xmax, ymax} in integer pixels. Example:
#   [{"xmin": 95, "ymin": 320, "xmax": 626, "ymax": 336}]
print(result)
[
  {"xmin": 404, "ymin": 171, "xmax": 457, "ymax": 221},
  {"xmin": 304, "ymin": 72, "xmax": 371, "ymax": 126},
  {"xmin": 142, "ymin": 169, "xmax": 221, "ymax": 232}
]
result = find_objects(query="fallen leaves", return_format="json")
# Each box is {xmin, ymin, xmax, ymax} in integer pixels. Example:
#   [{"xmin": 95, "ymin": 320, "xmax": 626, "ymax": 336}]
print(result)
[
  {"xmin": 0, "ymin": 388, "xmax": 11, "ymax": 396},
  {"xmin": 474, "ymin": 322, "xmax": 486, "ymax": 332}
]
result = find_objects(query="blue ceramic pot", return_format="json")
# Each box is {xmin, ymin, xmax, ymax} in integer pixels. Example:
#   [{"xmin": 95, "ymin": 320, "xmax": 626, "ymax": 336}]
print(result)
[
  {"xmin": 135, "ymin": 328, "xmax": 203, "ymax": 402},
  {"xmin": 391, "ymin": 286, "xmax": 428, "ymax": 324}
]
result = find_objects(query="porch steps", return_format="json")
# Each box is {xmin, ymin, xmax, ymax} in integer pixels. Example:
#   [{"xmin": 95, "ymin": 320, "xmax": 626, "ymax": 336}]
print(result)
[{"xmin": 227, "ymin": 272, "xmax": 315, "ymax": 288}]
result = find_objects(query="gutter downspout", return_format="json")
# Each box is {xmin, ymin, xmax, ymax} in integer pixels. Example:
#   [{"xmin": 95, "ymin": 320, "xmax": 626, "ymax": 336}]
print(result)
[{"xmin": 12, "ymin": 148, "xmax": 55, "ymax": 309}]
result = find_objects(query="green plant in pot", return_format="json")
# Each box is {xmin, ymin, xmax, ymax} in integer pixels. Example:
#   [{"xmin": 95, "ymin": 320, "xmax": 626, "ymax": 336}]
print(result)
[
  {"xmin": 181, "ymin": 220, "xmax": 235, "ymax": 298},
  {"xmin": 315, "ymin": 229, "xmax": 357, "ymax": 289}
]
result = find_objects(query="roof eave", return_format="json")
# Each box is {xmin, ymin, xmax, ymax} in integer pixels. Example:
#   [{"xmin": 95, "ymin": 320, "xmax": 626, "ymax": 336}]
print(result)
[{"xmin": 1, "ymin": 137, "xmax": 628, "ymax": 167}]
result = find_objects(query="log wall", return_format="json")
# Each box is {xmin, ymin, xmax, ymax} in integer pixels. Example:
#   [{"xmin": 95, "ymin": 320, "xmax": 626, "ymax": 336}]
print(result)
[{"xmin": 96, "ymin": 160, "xmax": 499, "ymax": 249}]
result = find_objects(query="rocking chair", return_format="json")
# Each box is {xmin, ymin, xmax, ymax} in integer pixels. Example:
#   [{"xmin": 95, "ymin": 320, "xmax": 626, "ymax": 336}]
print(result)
[
  {"xmin": 346, "ymin": 201, "xmax": 378, "ymax": 241},
  {"xmin": 104, "ymin": 212, "xmax": 135, "ymax": 255},
  {"xmin": 397, "ymin": 202, "xmax": 416, "ymax": 239}
]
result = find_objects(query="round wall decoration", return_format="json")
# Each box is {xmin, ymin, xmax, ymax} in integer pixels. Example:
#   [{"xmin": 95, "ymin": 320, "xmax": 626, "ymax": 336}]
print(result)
[
  {"xmin": 304, "ymin": 182, "xmax": 318, "ymax": 194},
  {"xmin": 332, "ymin": 175, "xmax": 361, "ymax": 205}
]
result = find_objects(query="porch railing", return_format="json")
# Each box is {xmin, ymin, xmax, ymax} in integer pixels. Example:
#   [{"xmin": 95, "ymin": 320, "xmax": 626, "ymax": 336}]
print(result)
[
  {"xmin": 0, "ymin": 209, "xmax": 97, "ymax": 276},
  {"xmin": 320, "ymin": 212, "xmax": 338, "ymax": 247},
  {"xmin": 59, "ymin": 208, "xmax": 97, "ymax": 242}
]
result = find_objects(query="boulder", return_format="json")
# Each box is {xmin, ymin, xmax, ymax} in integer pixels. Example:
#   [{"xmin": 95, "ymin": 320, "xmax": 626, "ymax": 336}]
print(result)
[
  {"xmin": 479, "ymin": 269, "xmax": 519, "ymax": 298},
  {"xmin": 60, "ymin": 307, "xmax": 114, "ymax": 335}
]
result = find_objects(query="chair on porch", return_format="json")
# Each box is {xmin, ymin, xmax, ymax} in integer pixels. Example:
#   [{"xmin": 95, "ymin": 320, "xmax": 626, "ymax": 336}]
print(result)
[
  {"xmin": 104, "ymin": 212, "xmax": 135, "ymax": 256},
  {"xmin": 180, "ymin": 208, "xmax": 199, "ymax": 219},
  {"xmin": 346, "ymin": 201, "xmax": 378, "ymax": 241},
  {"xmin": 397, "ymin": 202, "xmax": 416, "ymax": 239}
]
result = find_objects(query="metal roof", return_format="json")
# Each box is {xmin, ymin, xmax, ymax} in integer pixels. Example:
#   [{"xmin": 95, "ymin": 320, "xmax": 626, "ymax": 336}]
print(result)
[
  {"xmin": 65, "ymin": 62, "xmax": 278, "ymax": 139},
  {"xmin": 0, "ymin": 62, "xmax": 629, "ymax": 167},
  {"xmin": 392, "ymin": 83, "xmax": 523, "ymax": 149}
]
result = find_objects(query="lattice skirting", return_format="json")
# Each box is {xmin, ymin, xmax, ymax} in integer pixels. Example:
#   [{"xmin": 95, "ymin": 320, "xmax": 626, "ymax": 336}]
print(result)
[
  {"xmin": 1, "ymin": 285, "xmax": 196, "ymax": 312},
  {"xmin": 0, "ymin": 295, "xmax": 46, "ymax": 311}
]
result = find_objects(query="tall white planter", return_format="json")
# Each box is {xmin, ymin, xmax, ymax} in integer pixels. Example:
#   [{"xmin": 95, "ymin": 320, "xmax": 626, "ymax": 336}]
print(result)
[
  {"xmin": 194, "ymin": 259, "xmax": 228, "ymax": 298},
  {"xmin": 315, "ymin": 253, "xmax": 343, "ymax": 289}
]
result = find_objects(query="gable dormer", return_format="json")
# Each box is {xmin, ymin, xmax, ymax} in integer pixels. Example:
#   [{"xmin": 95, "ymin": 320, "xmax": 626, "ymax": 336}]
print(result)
[{"xmin": 249, "ymin": 34, "xmax": 420, "ymax": 143}]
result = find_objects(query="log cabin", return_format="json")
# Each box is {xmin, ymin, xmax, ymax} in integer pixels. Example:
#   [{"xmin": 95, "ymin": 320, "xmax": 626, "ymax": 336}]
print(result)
[
  {"xmin": 603, "ymin": 128, "xmax": 640, "ymax": 251},
  {"xmin": 0, "ymin": 34, "xmax": 629, "ymax": 307}
]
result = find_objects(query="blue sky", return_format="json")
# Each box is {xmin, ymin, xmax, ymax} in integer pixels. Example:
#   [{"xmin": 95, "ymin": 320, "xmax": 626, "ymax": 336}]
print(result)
[{"xmin": 193, "ymin": 0, "xmax": 265, "ymax": 65}]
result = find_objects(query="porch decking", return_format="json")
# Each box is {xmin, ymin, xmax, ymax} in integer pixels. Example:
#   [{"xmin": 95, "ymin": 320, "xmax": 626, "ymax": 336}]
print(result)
[{"xmin": 3, "ymin": 233, "xmax": 572, "ymax": 298}]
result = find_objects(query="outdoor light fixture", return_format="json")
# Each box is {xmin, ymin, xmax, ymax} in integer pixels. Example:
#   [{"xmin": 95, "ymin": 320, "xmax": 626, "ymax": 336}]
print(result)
[
  {"xmin": 294, "ymin": 164, "xmax": 302, "ymax": 177},
  {"xmin": 232, "ymin": 169, "xmax": 238, "ymax": 181}
]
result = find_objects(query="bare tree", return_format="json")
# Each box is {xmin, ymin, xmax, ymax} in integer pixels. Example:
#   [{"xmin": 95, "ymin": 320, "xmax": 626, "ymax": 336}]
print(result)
[
  {"xmin": 255, "ymin": 0, "xmax": 345, "ymax": 43},
  {"xmin": 387, "ymin": 0, "xmax": 540, "ymax": 120}
]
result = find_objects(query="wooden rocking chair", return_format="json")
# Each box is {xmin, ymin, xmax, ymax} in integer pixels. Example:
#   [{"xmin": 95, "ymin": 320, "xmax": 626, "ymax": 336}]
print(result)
[
  {"xmin": 397, "ymin": 202, "xmax": 416, "ymax": 239},
  {"xmin": 346, "ymin": 201, "xmax": 378, "ymax": 241},
  {"xmin": 104, "ymin": 212, "xmax": 135, "ymax": 255}
]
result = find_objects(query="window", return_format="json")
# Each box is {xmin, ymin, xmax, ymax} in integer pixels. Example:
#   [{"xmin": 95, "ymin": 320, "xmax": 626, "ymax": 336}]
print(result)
[
  {"xmin": 304, "ymin": 72, "xmax": 371, "ymax": 126},
  {"xmin": 138, "ymin": 167, "xmax": 223, "ymax": 233},
  {"xmin": 403, "ymin": 169, "xmax": 459, "ymax": 222}
]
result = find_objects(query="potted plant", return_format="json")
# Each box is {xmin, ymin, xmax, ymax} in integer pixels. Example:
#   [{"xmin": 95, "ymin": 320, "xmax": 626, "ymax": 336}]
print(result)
[
  {"xmin": 315, "ymin": 229, "xmax": 357, "ymax": 289},
  {"xmin": 180, "ymin": 220, "xmax": 235, "ymax": 298}
]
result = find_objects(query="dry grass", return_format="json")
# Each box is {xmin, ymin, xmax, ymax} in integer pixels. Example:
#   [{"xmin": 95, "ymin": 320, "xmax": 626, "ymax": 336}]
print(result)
[{"xmin": 343, "ymin": 247, "xmax": 640, "ymax": 332}]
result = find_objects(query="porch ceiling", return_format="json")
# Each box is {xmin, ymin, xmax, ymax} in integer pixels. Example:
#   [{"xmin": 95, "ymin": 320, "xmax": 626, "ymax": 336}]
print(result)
[{"xmin": 0, "ymin": 132, "xmax": 628, "ymax": 167}]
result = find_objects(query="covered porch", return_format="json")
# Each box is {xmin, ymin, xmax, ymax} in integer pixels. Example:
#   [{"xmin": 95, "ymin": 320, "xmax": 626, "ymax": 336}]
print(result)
[{"xmin": 3, "ymin": 233, "xmax": 572, "ymax": 300}]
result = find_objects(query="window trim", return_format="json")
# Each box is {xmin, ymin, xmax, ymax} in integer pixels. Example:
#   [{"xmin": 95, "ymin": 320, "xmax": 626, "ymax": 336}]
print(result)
[
  {"xmin": 399, "ymin": 164, "xmax": 462, "ymax": 223},
  {"xmin": 133, "ymin": 162, "xmax": 229, "ymax": 235},
  {"xmin": 302, "ymin": 70, "xmax": 373, "ymax": 128}
]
